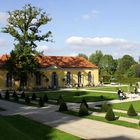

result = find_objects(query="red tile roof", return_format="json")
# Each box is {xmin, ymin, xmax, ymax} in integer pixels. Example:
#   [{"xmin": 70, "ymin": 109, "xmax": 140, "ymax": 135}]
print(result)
[{"xmin": 0, "ymin": 55, "xmax": 97, "ymax": 68}]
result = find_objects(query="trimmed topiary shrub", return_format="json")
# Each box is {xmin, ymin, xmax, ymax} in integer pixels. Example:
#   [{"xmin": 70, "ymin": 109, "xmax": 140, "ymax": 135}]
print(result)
[
  {"xmin": 21, "ymin": 91, "xmax": 25, "ymax": 99},
  {"xmin": 5, "ymin": 90, "xmax": 10, "ymax": 100},
  {"xmin": 59, "ymin": 101, "xmax": 68, "ymax": 112},
  {"xmin": 43, "ymin": 94, "xmax": 48, "ymax": 103},
  {"xmin": 25, "ymin": 96, "xmax": 30, "ymax": 104},
  {"xmin": 105, "ymin": 106, "xmax": 116, "ymax": 121},
  {"xmin": 31, "ymin": 93, "xmax": 37, "ymax": 100},
  {"xmin": 57, "ymin": 94, "xmax": 64, "ymax": 105},
  {"xmin": 127, "ymin": 104, "xmax": 137, "ymax": 116},
  {"xmin": 101, "ymin": 102, "xmax": 110, "ymax": 112},
  {"xmin": 79, "ymin": 102, "xmax": 89, "ymax": 116},
  {"xmin": 82, "ymin": 97, "xmax": 88, "ymax": 108},
  {"xmin": 14, "ymin": 93, "xmax": 19, "ymax": 102},
  {"xmin": 38, "ymin": 97, "xmax": 44, "ymax": 107}
]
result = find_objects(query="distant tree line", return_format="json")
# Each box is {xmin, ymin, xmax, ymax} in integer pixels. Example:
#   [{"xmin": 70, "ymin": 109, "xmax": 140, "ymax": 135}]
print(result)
[{"xmin": 78, "ymin": 51, "xmax": 140, "ymax": 84}]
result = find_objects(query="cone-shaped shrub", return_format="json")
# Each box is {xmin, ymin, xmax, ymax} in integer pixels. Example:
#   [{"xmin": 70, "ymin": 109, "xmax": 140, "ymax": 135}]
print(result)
[
  {"xmin": 57, "ymin": 94, "xmax": 64, "ymax": 105},
  {"xmin": 31, "ymin": 93, "xmax": 37, "ymax": 100},
  {"xmin": 43, "ymin": 94, "xmax": 48, "ymax": 103},
  {"xmin": 82, "ymin": 97, "xmax": 88, "ymax": 108},
  {"xmin": 79, "ymin": 102, "xmax": 89, "ymax": 116},
  {"xmin": 59, "ymin": 101, "xmax": 68, "ymax": 112},
  {"xmin": 105, "ymin": 106, "xmax": 116, "ymax": 121},
  {"xmin": 14, "ymin": 94, "xmax": 19, "ymax": 102},
  {"xmin": 38, "ymin": 97, "xmax": 44, "ymax": 107},
  {"xmin": 127, "ymin": 104, "xmax": 137, "ymax": 116},
  {"xmin": 5, "ymin": 90, "xmax": 10, "ymax": 100},
  {"xmin": 101, "ymin": 102, "xmax": 110, "ymax": 112},
  {"xmin": 25, "ymin": 96, "xmax": 30, "ymax": 104},
  {"xmin": 21, "ymin": 91, "xmax": 25, "ymax": 99}
]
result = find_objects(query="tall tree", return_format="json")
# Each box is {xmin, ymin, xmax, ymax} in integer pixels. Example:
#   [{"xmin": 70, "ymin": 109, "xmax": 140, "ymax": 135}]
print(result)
[
  {"xmin": 116, "ymin": 55, "xmax": 136, "ymax": 75},
  {"xmin": 89, "ymin": 50, "xmax": 103, "ymax": 66},
  {"xmin": 77, "ymin": 53, "xmax": 88, "ymax": 60},
  {"xmin": 2, "ymin": 4, "xmax": 52, "ymax": 88}
]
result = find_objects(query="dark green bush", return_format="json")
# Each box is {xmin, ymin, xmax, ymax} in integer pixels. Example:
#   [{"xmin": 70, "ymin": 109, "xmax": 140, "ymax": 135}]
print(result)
[
  {"xmin": 38, "ymin": 97, "xmax": 44, "ymax": 107},
  {"xmin": 59, "ymin": 102, "xmax": 68, "ymax": 112},
  {"xmin": 127, "ymin": 104, "xmax": 137, "ymax": 116},
  {"xmin": 25, "ymin": 96, "xmax": 30, "ymax": 104},
  {"xmin": 43, "ymin": 94, "xmax": 48, "ymax": 103},
  {"xmin": 82, "ymin": 97, "xmax": 88, "ymax": 108},
  {"xmin": 5, "ymin": 90, "xmax": 10, "ymax": 100},
  {"xmin": 12, "ymin": 90, "xmax": 17, "ymax": 97},
  {"xmin": 79, "ymin": 102, "xmax": 89, "ymax": 116},
  {"xmin": 105, "ymin": 106, "xmax": 116, "ymax": 121},
  {"xmin": 14, "ymin": 94, "xmax": 19, "ymax": 102},
  {"xmin": 75, "ymin": 92, "xmax": 80, "ymax": 96},
  {"xmin": 57, "ymin": 94, "xmax": 64, "ymax": 105},
  {"xmin": 101, "ymin": 102, "xmax": 110, "ymax": 112},
  {"xmin": 31, "ymin": 93, "xmax": 37, "ymax": 100},
  {"xmin": 21, "ymin": 91, "xmax": 25, "ymax": 99}
]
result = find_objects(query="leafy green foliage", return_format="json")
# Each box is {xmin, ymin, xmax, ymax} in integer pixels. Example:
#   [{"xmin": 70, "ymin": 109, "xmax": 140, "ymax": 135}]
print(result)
[
  {"xmin": 101, "ymin": 102, "xmax": 110, "ymax": 112},
  {"xmin": 127, "ymin": 104, "xmax": 137, "ymax": 116},
  {"xmin": 31, "ymin": 93, "xmax": 37, "ymax": 100},
  {"xmin": 105, "ymin": 106, "xmax": 116, "ymax": 121},
  {"xmin": 79, "ymin": 102, "xmax": 89, "ymax": 116},
  {"xmin": 38, "ymin": 97, "xmax": 44, "ymax": 107},
  {"xmin": 82, "ymin": 97, "xmax": 88, "ymax": 108},
  {"xmin": 57, "ymin": 94, "xmax": 64, "ymax": 105},
  {"xmin": 77, "ymin": 53, "xmax": 88, "ymax": 60},
  {"xmin": 59, "ymin": 102, "xmax": 68, "ymax": 112},
  {"xmin": 5, "ymin": 90, "xmax": 10, "ymax": 100},
  {"xmin": 43, "ymin": 94, "xmax": 48, "ymax": 103},
  {"xmin": 2, "ymin": 4, "xmax": 52, "ymax": 88},
  {"xmin": 25, "ymin": 95, "xmax": 30, "ymax": 104},
  {"xmin": 20, "ymin": 91, "xmax": 25, "ymax": 99}
]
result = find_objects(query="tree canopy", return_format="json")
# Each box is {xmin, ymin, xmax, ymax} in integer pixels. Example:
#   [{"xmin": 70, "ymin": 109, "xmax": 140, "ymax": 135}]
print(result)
[{"xmin": 2, "ymin": 4, "xmax": 52, "ymax": 88}]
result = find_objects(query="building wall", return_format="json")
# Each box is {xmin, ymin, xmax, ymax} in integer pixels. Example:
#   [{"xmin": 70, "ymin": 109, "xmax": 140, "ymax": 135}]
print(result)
[{"xmin": 0, "ymin": 68, "xmax": 99, "ymax": 90}]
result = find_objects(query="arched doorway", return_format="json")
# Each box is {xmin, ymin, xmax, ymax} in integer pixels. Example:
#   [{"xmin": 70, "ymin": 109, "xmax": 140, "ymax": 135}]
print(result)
[{"xmin": 51, "ymin": 72, "xmax": 58, "ymax": 88}]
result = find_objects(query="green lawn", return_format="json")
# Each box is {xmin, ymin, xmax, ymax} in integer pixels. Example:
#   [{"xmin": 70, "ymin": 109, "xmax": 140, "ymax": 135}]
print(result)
[
  {"xmin": 0, "ymin": 115, "xmax": 81, "ymax": 140},
  {"xmin": 113, "ymin": 100, "xmax": 140, "ymax": 112},
  {"xmin": 29, "ymin": 90, "xmax": 117, "ymax": 103},
  {"xmin": 87, "ymin": 85, "xmax": 130, "ymax": 92}
]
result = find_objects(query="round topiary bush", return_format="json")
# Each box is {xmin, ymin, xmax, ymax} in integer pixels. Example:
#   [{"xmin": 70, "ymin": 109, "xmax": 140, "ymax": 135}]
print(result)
[
  {"xmin": 38, "ymin": 97, "xmax": 44, "ymax": 107},
  {"xmin": 43, "ymin": 94, "xmax": 48, "ymax": 103},
  {"xmin": 59, "ymin": 102, "xmax": 68, "ymax": 112},
  {"xmin": 21, "ymin": 91, "xmax": 25, "ymax": 99},
  {"xmin": 79, "ymin": 102, "xmax": 89, "ymax": 116},
  {"xmin": 101, "ymin": 102, "xmax": 110, "ymax": 112},
  {"xmin": 127, "ymin": 104, "xmax": 137, "ymax": 116},
  {"xmin": 25, "ymin": 96, "xmax": 30, "ymax": 104},
  {"xmin": 5, "ymin": 90, "xmax": 10, "ymax": 100},
  {"xmin": 57, "ymin": 94, "xmax": 64, "ymax": 105},
  {"xmin": 82, "ymin": 97, "xmax": 88, "ymax": 108},
  {"xmin": 31, "ymin": 93, "xmax": 37, "ymax": 100}
]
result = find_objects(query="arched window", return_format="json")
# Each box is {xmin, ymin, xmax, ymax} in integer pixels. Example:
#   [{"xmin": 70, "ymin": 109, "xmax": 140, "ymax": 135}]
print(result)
[
  {"xmin": 35, "ymin": 72, "xmax": 42, "ymax": 86},
  {"xmin": 6, "ymin": 73, "xmax": 12, "ymax": 87},
  {"xmin": 88, "ymin": 72, "xmax": 92, "ymax": 83},
  {"xmin": 78, "ymin": 72, "xmax": 82, "ymax": 86},
  {"xmin": 51, "ymin": 72, "xmax": 58, "ymax": 88},
  {"xmin": 66, "ymin": 72, "xmax": 71, "ymax": 85}
]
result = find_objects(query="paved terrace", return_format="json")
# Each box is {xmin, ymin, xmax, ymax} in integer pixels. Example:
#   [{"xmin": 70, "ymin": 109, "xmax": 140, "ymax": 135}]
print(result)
[{"xmin": 0, "ymin": 100, "xmax": 140, "ymax": 140}]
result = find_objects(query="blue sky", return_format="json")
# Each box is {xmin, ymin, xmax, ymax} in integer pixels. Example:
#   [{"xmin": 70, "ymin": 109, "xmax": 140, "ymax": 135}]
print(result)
[{"xmin": 0, "ymin": 0, "xmax": 140, "ymax": 60}]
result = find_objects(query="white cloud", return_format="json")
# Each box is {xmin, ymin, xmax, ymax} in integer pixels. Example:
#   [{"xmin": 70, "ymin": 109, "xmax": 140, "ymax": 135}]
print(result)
[
  {"xmin": 82, "ymin": 10, "xmax": 100, "ymax": 20},
  {"xmin": 66, "ymin": 36, "xmax": 139, "ymax": 48},
  {"xmin": 0, "ymin": 12, "xmax": 9, "ymax": 23},
  {"xmin": 36, "ymin": 45, "xmax": 48, "ymax": 52}
]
